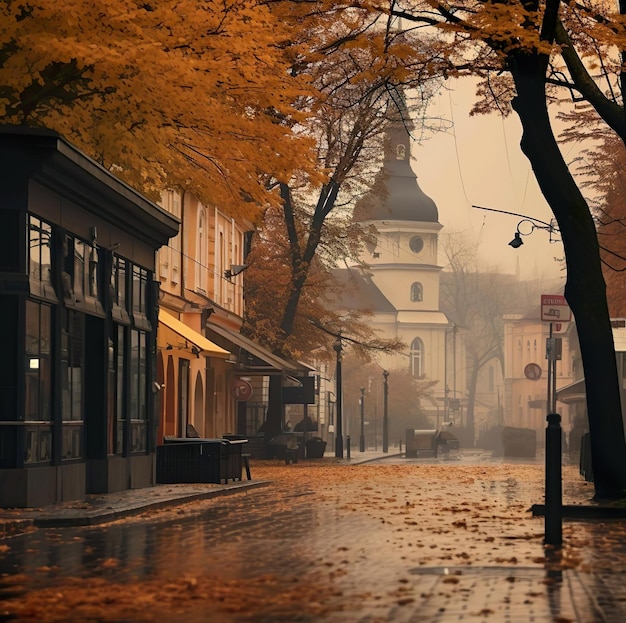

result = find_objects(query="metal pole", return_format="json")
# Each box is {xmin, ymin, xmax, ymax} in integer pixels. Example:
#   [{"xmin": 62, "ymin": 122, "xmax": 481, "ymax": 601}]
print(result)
[
  {"xmin": 360, "ymin": 387, "xmax": 366, "ymax": 452},
  {"xmin": 383, "ymin": 370, "xmax": 389, "ymax": 453},
  {"xmin": 334, "ymin": 336, "xmax": 344, "ymax": 458},
  {"xmin": 545, "ymin": 322, "xmax": 562, "ymax": 546}
]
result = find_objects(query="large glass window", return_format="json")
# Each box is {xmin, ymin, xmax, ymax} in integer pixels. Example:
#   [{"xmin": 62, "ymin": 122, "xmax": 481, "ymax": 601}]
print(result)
[
  {"xmin": 132, "ymin": 266, "xmax": 148, "ymax": 316},
  {"xmin": 28, "ymin": 215, "xmax": 55, "ymax": 300},
  {"xmin": 61, "ymin": 311, "xmax": 84, "ymax": 459},
  {"xmin": 110, "ymin": 256, "xmax": 130, "ymax": 324},
  {"xmin": 24, "ymin": 300, "xmax": 52, "ymax": 463},
  {"xmin": 25, "ymin": 301, "xmax": 52, "ymax": 421},
  {"xmin": 130, "ymin": 329, "xmax": 147, "ymax": 452},
  {"xmin": 62, "ymin": 235, "xmax": 102, "ymax": 314},
  {"xmin": 111, "ymin": 255, "xmax": 127, "ymax": 309},
  {"xmin": 114, "ymin": 325, "xmax": 126, "ymax": 454}
]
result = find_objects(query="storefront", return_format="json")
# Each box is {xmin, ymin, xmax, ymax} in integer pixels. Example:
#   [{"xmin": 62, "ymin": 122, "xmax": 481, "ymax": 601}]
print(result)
[{"xmin": 0, "ymin": 127, "xmax": 178, "ymax": 507}]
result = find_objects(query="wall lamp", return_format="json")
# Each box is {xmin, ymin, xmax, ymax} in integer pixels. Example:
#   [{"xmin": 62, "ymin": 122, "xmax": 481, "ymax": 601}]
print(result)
[
  {"xmin": 509, "ymin": 218, "xmax": 559, "ymax": 249},
  {"xmin": 509, "ymin": 232, "xmax": 524, "ymax": 248},
  {"xmin": 470, "ymin": 206, "xmax": 560, "ymax": 248},
  {"xmin": 191, "ymin": 346, "xmax": 201, "ymax": 358},
  {"xmin": 224, "ymin": 264, "xmax": 249, "ymax": 280}
]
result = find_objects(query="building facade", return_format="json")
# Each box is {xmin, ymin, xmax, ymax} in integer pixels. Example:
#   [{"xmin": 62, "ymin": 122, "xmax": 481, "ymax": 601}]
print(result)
[
  {"xmin": 154, "ymin": 191, "xmax": 312, "ymax": 446},
  {"xmin": 503, "ymin": 307, "xmax": 573, "ymax": 445},
  {"xmin": 0, "ymin": 128, "xmax": 178, "ymax": 507},
  {"xmin": 329, "ymin": 104, "xmax": 466, "ymax": 437}
]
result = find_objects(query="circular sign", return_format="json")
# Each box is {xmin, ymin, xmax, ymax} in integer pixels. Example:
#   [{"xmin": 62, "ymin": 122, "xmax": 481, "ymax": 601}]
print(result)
[
  {"xmin": 232, "ymin": 378, "xmax": 253, "ymax": 401},
  {"xmin": 524, "ymin": 363, "xmax": 542, "ymax": 381}
]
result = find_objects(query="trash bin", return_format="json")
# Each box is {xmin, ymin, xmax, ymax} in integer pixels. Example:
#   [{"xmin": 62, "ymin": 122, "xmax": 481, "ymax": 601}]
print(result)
[{"xmin": 305, "ymin": 437, "xmax": 327, "ymax": 459}]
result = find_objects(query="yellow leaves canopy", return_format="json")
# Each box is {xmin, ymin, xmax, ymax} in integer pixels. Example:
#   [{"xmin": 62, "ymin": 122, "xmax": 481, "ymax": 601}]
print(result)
[{"xmin": 0, "ymin": 0, "xmax": 317, "ymax": 219}]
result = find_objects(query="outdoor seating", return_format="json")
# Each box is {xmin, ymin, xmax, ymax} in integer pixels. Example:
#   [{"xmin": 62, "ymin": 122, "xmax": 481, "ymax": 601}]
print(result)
[{"xmin": 157, "ymin": 436, "xmax": 249, "ymax": 484}]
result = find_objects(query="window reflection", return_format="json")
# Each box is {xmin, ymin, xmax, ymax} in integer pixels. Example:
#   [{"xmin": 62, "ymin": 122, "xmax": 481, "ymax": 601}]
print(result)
[{"xmin": 28, "ymin": 215, "xmax": 55, "ymax": 299}]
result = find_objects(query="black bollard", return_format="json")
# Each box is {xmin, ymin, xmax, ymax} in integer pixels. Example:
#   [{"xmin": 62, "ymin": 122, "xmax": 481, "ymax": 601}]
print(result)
[
  {"xmin": 346, "ymin": 435, "xmax": 351, "ymax": 460},
  {"xmin": 545, "ymin": 413, "xmax": 562, "ymax": 546}
]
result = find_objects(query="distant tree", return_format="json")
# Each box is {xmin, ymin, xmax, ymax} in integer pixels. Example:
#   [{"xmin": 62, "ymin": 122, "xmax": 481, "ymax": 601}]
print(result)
[
  {"xmin": 341, "ymin": 357, "xmax": 436, "ymax": 443},
  {"xmin": 440, "ymin": 233, "xmax": 558, "ymax": 443}
]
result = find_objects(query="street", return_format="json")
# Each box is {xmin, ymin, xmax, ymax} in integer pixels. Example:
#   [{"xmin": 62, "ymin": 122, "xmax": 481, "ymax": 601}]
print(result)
[{"xmin": 1, "ymin": 457, "xmax": 626, "ymax": 622}]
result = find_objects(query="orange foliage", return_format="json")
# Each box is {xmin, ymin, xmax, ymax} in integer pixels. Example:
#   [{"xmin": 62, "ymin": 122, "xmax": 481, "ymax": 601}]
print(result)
[{"xmin": 0, "ymin": 1, "xmax": 317, "ymax": 219}]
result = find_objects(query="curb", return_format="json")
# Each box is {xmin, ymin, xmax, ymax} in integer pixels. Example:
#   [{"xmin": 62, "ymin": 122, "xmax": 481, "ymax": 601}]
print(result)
[
  {"xmin": 530, "ymin": 503, "xmax": 626, "ymax": 519},
  {"xmin": 0, "ymin": 480, "xmax": 270, "ymax": 533}
]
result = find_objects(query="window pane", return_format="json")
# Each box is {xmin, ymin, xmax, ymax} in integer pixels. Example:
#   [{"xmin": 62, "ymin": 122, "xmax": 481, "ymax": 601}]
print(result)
[
  {"xmin": 62, "ymin": 312, "xmax": 84, "ymax": 424},
  {"xmin": 24, "ymin": 301, "xmax": 40, "ymax": 421},
  {"xmin": 130, "ymin": 329, "xmax": 147, "ymax": 452},
  {"xmin": 24, "ymin": 301, "xmax": 52, "ymax": 422},
  {"xmin": 116, "ymin": 326, "xmax": 125, "ymax": 454},
  {"xmin": 62, "ymin": 423, "xmax": 83, "ymax": 460},
  {"xmin": 73, "ymin": 241, "xmax": 85, "ymax": 303},
  {"xmin": 25, "ymin": 425, "xmax": 52, "ymax": 463}
]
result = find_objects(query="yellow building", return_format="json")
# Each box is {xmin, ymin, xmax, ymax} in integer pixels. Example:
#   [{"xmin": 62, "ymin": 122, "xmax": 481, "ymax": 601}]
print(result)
[{"xmin": 154, "ymin": 190, "xmax": 251, "ymax": 440}]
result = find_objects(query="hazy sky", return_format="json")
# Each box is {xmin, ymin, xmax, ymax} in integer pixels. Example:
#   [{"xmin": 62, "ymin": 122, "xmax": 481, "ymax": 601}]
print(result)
[{"xmin": 411, "ymin": 78, "xmax": 566, "ymax": 283}]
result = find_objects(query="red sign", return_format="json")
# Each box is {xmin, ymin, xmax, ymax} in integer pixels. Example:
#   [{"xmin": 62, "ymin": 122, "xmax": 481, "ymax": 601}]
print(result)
[
  {"xmin": 232, "ymin": 379, "xmax": 253, "ymax": 401},
  {"xmin": 524, "ymin": 363, "xmax": 542, "ymax": 380},
  {"xmin": 541, "ymin": 294, "xmax": 571, "ymax": 322}
]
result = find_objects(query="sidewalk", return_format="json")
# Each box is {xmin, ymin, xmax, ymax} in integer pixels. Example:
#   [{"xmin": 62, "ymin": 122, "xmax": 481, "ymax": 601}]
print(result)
[
  {"xmin": 0, "ymin": 449, "xmax": 389, "ymax": 535},
  {"xmin": 0, "ymin": 479, "xmax": 269, "ymax": 535}
]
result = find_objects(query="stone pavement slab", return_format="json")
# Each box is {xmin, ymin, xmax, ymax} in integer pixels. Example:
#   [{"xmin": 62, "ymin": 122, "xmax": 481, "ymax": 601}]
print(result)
[{"xmin": 0, "ymin": 480, "xmax": 269, "ymax": 533}]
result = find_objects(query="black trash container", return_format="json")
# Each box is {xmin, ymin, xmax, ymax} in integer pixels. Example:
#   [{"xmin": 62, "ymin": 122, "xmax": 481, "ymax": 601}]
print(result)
[{"xmin": 306, "ymin": 437, "xmax": 327, "ymax": 459}]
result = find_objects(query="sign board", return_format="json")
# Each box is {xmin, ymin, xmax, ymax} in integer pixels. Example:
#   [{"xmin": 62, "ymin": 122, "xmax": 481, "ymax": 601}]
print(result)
[
  {"xmin": 282, "ymin": 376, "xmax": 315, "ymax": 405},
  {"xmin": 524, "ymin": 363, "xmax": 542, "ymax": 380},
  {"xmin": 232, "ymin": 378, "xmax": 253, "ymax": 401},
  {"xmin": 541, "ymin": 294, "xmax": 572, "ymax": 322}
]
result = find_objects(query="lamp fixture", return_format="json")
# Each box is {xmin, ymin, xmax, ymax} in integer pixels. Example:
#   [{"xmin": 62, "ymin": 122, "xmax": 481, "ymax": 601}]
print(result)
[
  {"xmin": 471, "ymin": 205, "xmax": 560, "ymax": 247},
  {"xmin": 224, "ymin": 264, "xmax": 249, "ymax": 280},
  {"xmin": 191, "ymin": 346, "xmax": 201, "ymax": 358},
  {"xmin": 509, "ymin": 232, "xmax": 524, "ymax": 248}
]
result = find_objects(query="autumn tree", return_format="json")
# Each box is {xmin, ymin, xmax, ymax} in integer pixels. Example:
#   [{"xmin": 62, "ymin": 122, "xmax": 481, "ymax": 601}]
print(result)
[
  {"xmin": 341, "ymin": 356, "xmax": 436, "ymax": 445},
  {"xmin": 242, "ymin": 6, "xmax": 440, "ymax": 437},
  {"xmin": 381, "ymin": 0, "xmax": 626, "ymax": 497},
  {"xmin": 0, "ymin": 0, "xmax": 317, "ymax": 219},
  {"xmin": 571, "ymin": 132, "xmax": 626, "ymax": 317}
]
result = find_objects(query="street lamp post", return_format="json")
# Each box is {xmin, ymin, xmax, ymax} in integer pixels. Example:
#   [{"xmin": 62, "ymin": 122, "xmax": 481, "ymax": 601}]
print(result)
[
  {"xmin": 359, "ymin": 387, "xmax": 366, "ymax": 452},
  {"xmin": 333, "ymin": 336, "xmax": 344, "ymax": 458},
  {"xmin": 382, "ymin": 370, "xmax": 389, "ymax": 453}
]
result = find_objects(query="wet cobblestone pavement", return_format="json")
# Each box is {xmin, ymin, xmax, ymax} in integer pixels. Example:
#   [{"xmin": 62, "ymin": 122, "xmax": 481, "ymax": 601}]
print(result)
[{"xmin": 1, "ymin": 454, "xmax": 626, "ymax": 622}]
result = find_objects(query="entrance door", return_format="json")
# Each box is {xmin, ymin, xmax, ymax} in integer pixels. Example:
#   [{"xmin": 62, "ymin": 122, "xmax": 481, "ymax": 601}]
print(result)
[{"xmin": 177, "ymin": 359, "xmax": 190, "ymax": 437}]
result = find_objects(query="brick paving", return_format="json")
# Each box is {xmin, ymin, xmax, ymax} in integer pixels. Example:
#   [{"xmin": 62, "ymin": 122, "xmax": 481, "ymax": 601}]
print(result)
[{"xmin": 1, "ymin": 451, "xmax": 626, "ymax": 622}]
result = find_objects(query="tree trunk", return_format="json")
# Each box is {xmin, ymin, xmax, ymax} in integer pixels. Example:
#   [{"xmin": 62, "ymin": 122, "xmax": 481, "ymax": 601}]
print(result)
[
  {"xmin": 510, "ymin": 55, "xmax": 626, "ymax": 497},
  {"xmin": 466, "ymin": 359, "xmax": 479, "ymax": 447}
]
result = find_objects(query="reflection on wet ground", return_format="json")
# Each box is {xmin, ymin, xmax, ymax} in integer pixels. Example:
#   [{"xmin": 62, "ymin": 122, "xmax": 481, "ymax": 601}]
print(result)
[{"xmin": 1, "ymin": 459, "xmax": 626, "ymax": 622}]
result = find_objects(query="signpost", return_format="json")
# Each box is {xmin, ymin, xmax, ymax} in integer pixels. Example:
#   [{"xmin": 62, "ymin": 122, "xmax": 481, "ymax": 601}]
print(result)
[
  {"xmin": 232, "ymin": 378, "xmax": 253, "ymax": 401},
  {"xmin": 541, "ymin": 294, "xmax": 571, "ymax": 547}
]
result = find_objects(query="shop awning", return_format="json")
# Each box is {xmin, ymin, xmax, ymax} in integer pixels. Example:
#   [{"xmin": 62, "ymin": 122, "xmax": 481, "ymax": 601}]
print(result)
[
  {"xmin": 205, "ymin": 323, "xmax": 309, "ymax": 374},
  {"xmin": 158, "ymin": 310, "xmax": 229, "ymax": 358},
  {"xmin": 556, "ymin": 379, "xmax": 586, "ymax": 404}
]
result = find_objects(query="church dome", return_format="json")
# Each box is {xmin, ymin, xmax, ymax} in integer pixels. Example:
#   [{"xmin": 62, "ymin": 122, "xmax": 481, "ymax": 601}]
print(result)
[
  {"xmin": 352, "ymin": 159, "xmax": 438, "ymax": 223},
  {"xmin": 352, "ymin": 100, "xmax": 439, "ymax": 224}
]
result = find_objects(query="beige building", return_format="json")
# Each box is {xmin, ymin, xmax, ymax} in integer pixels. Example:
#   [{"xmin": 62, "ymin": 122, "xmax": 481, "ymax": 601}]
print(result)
[
  {"xmin": 503, "ymin": 307, "xmax": 573, "ymax": 443},
  {"xmin": 155, "ymin": 190, "xmax": 251, "ymax": 440},
  {"xmin": 329, "ymin": 103, "xmax": 467, "ymax": 437}
]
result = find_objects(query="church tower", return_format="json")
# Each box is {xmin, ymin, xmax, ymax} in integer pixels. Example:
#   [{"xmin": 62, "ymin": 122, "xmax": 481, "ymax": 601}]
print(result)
[{"xmin": 350, "ymin": 98, "xmax": 452, "ymax": 416}]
